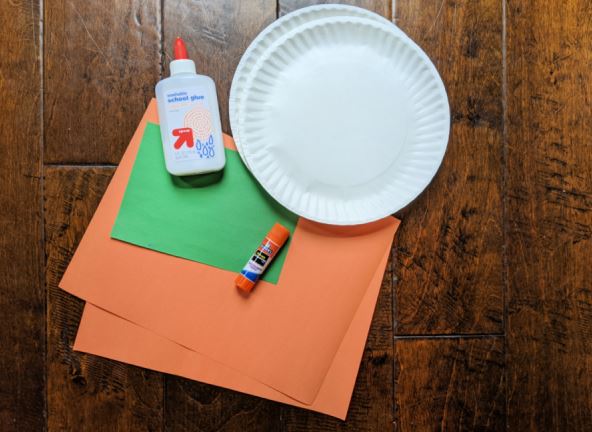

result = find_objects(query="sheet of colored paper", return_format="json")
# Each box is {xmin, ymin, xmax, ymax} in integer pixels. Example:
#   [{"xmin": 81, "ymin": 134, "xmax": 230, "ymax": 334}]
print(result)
[
  {"xmin": 59, "ymin": 100, "xmax": 399, "ymax": 404},
  {"xmin": 73, "ymin": 246, "xmax": 388, "ymax": 420},
  {"xmin": 112, "ymin": 123, "xmax": 297, "ymax": 283}
]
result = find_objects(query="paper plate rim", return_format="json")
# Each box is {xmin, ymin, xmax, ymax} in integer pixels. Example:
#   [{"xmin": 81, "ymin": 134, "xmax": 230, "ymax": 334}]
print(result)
[{"xmin": 237, "ymin": 15, "xmax": 450, "ymax": 225}]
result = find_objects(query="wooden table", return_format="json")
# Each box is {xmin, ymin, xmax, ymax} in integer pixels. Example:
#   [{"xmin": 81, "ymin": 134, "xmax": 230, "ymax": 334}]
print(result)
[{"xmin": 1, "ymin": 0, "xmax": 591, "ymax": 430}]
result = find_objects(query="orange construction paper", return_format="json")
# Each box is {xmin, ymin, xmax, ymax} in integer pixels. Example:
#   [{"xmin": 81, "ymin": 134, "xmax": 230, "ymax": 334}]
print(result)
[
  {"xmin": 60, "ymin": 99, "xmax": 399, "ymax": 404},
  {"xmin": 74, "ymin": 245, "xmax": 388, "ymax": 419}
]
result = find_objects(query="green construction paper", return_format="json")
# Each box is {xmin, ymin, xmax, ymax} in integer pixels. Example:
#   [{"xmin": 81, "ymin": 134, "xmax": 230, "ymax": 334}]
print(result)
[{"xmin": 111, "ymin": 123, "xmax": 298, "ymax": 283}]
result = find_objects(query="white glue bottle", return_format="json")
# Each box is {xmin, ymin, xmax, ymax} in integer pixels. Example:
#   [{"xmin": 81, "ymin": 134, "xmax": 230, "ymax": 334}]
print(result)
[{"xmin": 156, "ymin": 37, "xmax": 225, "ymax": 176}]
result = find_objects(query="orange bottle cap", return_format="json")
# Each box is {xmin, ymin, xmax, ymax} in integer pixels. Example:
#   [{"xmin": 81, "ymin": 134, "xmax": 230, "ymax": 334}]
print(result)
[
  {"xmin": 174, "ymin": 37, "xmax": 189, "ymax": 60},
  {"xmin": 268, "ymin": 223, "xmax": 290, "ymax": 247}
]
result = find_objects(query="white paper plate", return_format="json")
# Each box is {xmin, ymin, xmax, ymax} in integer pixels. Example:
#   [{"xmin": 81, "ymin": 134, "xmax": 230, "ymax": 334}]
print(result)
[
  {"xmin": 229, "ymin": 5, "xmax": 398, "ymax": 168},
  {"xmin": 237, "ymin": 16, "xmax": 450, "ymax": 225}
]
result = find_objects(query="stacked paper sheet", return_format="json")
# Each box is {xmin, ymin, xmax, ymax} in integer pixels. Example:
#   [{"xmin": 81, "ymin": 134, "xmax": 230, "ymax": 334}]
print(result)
[{"xmin": 60, "ymin": 100, "xmax": 399, "ymax": 419}]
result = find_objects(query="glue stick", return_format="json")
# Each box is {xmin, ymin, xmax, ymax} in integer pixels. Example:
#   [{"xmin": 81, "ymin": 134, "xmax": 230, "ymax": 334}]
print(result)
[{"xmin": 235, "ymin": 223, "xmax": 290, "ymax": 293}]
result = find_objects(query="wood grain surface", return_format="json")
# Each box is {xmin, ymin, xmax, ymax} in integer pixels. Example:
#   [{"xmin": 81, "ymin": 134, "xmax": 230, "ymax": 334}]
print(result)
[
  {"xmin": 506, "ymin": 0, "xmax": 592, "ymax": 430},
  {"xmin": 164, "ymin": 381, "xmax": 282, "ymax": 432},
  {"xmin": 0, "ymin": 0, "xmax": 591, "ymax": 430},
  {"xmin": 0, "ymin": 1, "xmax": 44, "ymax": 431},
  {"xmin": 279, "ymin": 0, "xmax": 391, "ymax": 18},
  {"xmin": 394, "ymin": 337, "xmax": 505, "ymax": 430},
  {"xmin": 44, "ymin": 167, "xmax": 164, "ymax": 431},
  {"xmin": 394, "ymin": 0, "xmax": 504, "ymax": 335},
  {"xmin": 44, "ymin": 0, "xmax": 161, "ymax": 164}
]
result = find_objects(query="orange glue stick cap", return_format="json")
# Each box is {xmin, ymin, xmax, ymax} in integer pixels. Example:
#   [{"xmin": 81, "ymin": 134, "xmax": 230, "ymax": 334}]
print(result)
[
  {"xmin": 268, "ymin": 223, "xmax": 290, "ymax": 247},
  {"xmin": 235, "ymin": 274, "xmax": 255, "ymax": 293},
  {"xmin": 235, "ymin": 223, "xmax": 290, "ymax": 293}
]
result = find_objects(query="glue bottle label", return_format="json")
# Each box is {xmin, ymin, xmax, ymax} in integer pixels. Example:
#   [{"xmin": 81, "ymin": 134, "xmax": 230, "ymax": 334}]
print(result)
[
  {"xmin": 240, "ymin": 238, "xmax": 279, "ymax": 283},
  {"xmin": 164, "ymin": 87, "xmax": 217, "ymax": 162}
]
